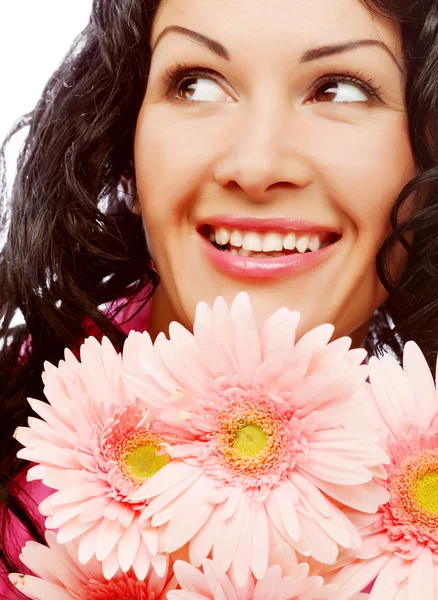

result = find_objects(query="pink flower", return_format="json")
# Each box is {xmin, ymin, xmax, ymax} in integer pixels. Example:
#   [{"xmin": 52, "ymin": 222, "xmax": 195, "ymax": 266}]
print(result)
[
  {"xmin": 122, "ymin": 292, "xmax": 389, "ymax": 585},
  {"xmin": 168, "ymin": 545, "xmax": 368, "ymax": 600},
  {"xmin": 9, "ymin": 531, "xmax": 175, "ymax": 599},
  {"xmin": 14, "ymin": 337, "xmax": 183, "ymax": 579},
  {"xmin": 326, "ymin": 342, "xmax": 438, "ymax": 599}
]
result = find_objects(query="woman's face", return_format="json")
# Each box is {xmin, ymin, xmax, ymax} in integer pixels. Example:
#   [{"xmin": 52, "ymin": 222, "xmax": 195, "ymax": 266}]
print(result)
[{"xmin": 134, "ymin": 0, "xmax": 415, "ymax": 344}]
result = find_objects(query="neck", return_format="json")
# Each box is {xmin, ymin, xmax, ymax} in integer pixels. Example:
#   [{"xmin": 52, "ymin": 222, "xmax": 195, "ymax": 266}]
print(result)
[
  {"xmin": 147, "ymin": 283, "xmax": 181, "ymax": 343},
  {"xmin": 348, "ymin": 318, "xmax": 372, "ymax": 350},
  {"xmin": 147, "ymin": 286, "xmax": 372, "ymax": 352}
]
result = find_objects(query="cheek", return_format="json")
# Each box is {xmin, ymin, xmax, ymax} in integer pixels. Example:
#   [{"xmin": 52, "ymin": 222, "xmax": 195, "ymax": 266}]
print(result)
[
  {"xmin": 302, "ymin": 112, "xmax": 416, "ymax": 334},
  {"xmin": 317, "ymin": 112, "xmax": 415, "ymax": 238},
  {"xmin": 135, "ymin": 109, "xmax": 183, "ymax": 223},
  {"xmin": 346, "ymin": 115, "xmax": 415, "ymax": 288},
  {"xmin": 134, "ymin": 105, "xmax": 223, "ymax": 229}
]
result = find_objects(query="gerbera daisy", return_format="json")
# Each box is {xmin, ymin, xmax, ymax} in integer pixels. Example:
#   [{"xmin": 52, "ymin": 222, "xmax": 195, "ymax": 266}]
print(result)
[
  {"xmin": 14, "ymin": 336, "xmax": 185, "ymax": 579},
  {"xmin": 325, "ymin": 342, "xmax": 438, "ymax": 599},
  {"xmin": 167, "ymin": 545, "xmax": 368, "ymax": 600},
  {"xmin": 9, "ymin": 531, "xmax": 175, "ymax": 599},
  {"xmin": 122, "ymin": 292, "xmax": 389, "ymax": 585}
]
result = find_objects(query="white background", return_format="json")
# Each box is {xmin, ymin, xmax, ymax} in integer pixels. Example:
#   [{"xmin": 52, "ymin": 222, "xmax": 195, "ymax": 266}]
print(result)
[
  {"xmin": 0, "ymin": 1, "xmax": 92, "ymax": 143},
  {"xmin": 0, "ymin": 2, "xmax": 92, "ymax": 327}
]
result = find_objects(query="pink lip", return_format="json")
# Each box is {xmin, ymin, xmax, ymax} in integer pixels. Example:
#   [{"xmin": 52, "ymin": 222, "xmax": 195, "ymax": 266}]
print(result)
[
  {"xmin": 199, "ymin": 214, "xmax": 340, "ymax": 234},
  {"xmin": 199, "ymin": 232, "xmax": 338, "ymax": 280}
]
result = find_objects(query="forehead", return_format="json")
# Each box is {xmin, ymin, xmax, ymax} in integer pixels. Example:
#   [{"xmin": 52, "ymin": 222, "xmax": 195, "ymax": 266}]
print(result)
[{"xmin": 151, "ymin": 0, "xmax": 402, "ymax": 62}]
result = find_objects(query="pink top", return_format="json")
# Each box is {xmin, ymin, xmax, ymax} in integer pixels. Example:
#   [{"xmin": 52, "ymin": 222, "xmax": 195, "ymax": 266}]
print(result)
[{"xmin": 1, "ymin": 288, "xmax": 374, "ymax": 596}]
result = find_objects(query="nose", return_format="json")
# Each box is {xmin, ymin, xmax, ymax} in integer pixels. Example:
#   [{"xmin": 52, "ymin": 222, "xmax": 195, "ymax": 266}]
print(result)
[{"xmin": 213, "ymin": 103, "xmax": 315, "ymax": 203}]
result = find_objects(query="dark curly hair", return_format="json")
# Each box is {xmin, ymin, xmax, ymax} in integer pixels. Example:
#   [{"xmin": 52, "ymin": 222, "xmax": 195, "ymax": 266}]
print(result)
[{"xmin": 0, "ymin": 0, "xmax": 437, "ymax": 586}]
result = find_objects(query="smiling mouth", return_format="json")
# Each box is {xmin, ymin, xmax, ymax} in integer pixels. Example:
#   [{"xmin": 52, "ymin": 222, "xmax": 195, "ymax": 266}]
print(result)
[{"xmin": 198, "ymin": 224, "xmax": 340, "ymax": 259}]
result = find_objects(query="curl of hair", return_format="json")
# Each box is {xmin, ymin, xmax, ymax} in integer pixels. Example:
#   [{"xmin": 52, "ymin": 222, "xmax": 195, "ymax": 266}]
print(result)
[
  {"xmin": 359, "ymin": 0, "xmax": 438, "ymax": 367},
  {"xmin": 1, "ymin": 0, "xmax": 438, "ymax": 582},
  {"xmin": 0, "ymin": 0, "xmax": 160, "ymax": 578}
]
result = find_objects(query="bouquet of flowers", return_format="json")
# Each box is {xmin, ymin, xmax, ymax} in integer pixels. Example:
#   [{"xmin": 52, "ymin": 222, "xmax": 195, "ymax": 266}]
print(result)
[{"xmin": 9, "ymin": 292, "xmax": 438, "ymax": 599}]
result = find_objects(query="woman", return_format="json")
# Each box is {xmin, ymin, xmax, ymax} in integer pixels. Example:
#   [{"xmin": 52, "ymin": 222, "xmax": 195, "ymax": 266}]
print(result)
[{"xmin": 0, "ymin": 0, "xmax": 436, "ymax": 595}]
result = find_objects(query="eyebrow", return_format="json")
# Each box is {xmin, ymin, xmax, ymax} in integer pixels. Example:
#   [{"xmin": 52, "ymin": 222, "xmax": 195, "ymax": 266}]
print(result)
[
  {"xmin": 152, "ymin": 25, "xmax": 230, "ymax": 60},
  {"xmin": 301, "ymin": 39, "xmax": 402, "ymax": 71},
  {"xmin": 151, "ymin": 25, "xmax": 402, "ymax": 71}
]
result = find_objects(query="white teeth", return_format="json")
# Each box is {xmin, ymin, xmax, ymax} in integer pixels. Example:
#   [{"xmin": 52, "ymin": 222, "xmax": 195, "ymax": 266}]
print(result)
[
  {"xmin": 296, "ymin": 235, "xmax": 310, "ymax": 254},
  {"xmin": 283, "ymin": 232, "xmax": 296, "ymax": 251},
  {"xmin": 308, "ymin": 235, "xmax": 321, "ymax": 252},
  {"xmin": 242, "ymin": 232, "xmax": 263, "ymax": 252},
  {"xmin": 230, "ymin": 230, "xmax": 243, "ymax": 247},
  {"xmin": 210, "ymin": 226, "xmax": 328, "ymax": 253},
  {"xmin": 215, "ymin": 227, "xmax": 230, "ymax": 246},
  {"xmin": 262, "ymin": 232, "xmax": 283, "ymax": 252}
]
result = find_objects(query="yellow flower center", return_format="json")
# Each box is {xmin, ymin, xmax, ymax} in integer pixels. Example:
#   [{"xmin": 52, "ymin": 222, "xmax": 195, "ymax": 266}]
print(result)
[
  {"xmin": 416, "ymin": 472, "xmax": 438, "ymax": 513},
  {"xmin": 388, "ymin": 448, "xmax": 438, "ymax": 538},
  {"xmin": 214, "ymin": 397, "xmax": 295, "ymax": 485},
  {"xmin": 234, "ymin": 423, "xmax": 268, "ymax": 457},
  {"xmin": 114, "ymin": 430, "xmax": 171, "ymax": 485},
  {"xmin": 125, "ymin": 444, "xmax": 170, "ymax": 480}
]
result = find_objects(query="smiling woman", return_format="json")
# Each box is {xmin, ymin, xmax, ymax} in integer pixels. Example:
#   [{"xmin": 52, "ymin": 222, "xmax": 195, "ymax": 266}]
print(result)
[
  {"xmin": 0, "ymin": 0, "xmax": 437, "ymax": 597},
  {"xmin": 134, "ymin": 0, "xmax": 414, "ymax": 349}
]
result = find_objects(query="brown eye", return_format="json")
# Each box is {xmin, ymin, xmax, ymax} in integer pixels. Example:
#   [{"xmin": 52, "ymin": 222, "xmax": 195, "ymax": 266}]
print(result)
[
  {"xmin": 312, "ymin": 80, "xmax": 368, "ymax": 103},
  {"xmin": 177, "ymin": 77, "xmax": 230, "ymax": 102}
]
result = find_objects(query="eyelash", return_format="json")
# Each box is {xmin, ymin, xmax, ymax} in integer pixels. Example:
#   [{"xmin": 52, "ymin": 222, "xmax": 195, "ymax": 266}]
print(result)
[{"xmin": 161, "ymin": 61, "xmax": 383, "ymax": 103}]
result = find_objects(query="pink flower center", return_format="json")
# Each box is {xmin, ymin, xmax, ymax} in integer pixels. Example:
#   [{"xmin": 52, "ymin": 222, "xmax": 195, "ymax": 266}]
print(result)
[
  {"xmin": 79, "ymin": 576, "xmax": 158, "ymax": 599},
  {"xmin": 217, "ymin": 401, "xmax": 288, "ymax": 475},
  {"xmin": 385, "ymin": 446, "xmax": 438, "ymax": 546},
  {"xmin": 199, "ymin": 392, "xmax": 305, "ymax": 493},
  {"xmin": 95, "ymin": 404, "xmax": 172, "ymax": 500},
  {"xmin": 92, "ymin": 404, "xmax": 171, "ymax": 502}
]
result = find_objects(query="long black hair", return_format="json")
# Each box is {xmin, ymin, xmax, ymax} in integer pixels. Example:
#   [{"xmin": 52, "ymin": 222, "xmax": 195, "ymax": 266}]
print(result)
[{"xmin": 0, "ymin": 0, "xmax": 437, "ymax": 582}]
